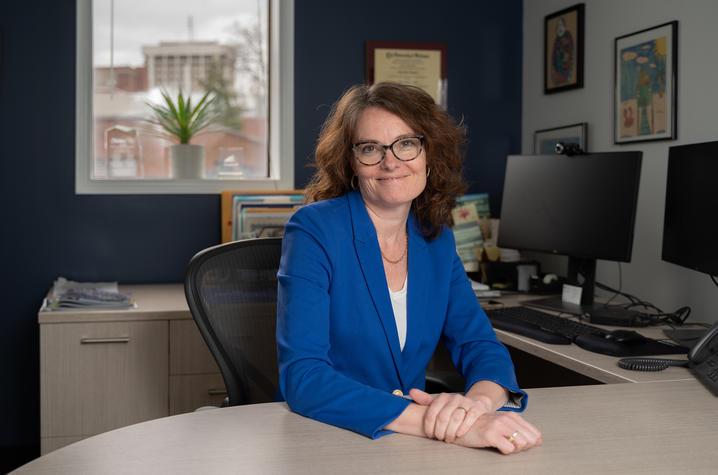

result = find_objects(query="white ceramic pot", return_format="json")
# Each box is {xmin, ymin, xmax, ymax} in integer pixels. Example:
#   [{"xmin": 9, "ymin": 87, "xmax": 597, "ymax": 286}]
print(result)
[{"xmin": 170, "ymin": 144, "xmax": 205, "ymax": 179}]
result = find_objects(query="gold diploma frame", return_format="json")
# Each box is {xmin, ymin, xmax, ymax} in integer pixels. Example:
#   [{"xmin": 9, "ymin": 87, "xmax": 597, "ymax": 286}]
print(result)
[{"xmin": 366, "ymin": 41, "xmax": 448, "ymax": 107}]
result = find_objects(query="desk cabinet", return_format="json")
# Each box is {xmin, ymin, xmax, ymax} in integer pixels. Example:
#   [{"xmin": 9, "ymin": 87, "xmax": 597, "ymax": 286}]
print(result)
[
  {"xmin": 40, "ymin": 320, "xmax": 168, "ymax": 448},
  {"xmin": 169, "ymin": 320, "xmax": 227, "ymax": 414},
  {"xmin": 39, "ymin": 284, "xmax": 226, "ymax": 454}
]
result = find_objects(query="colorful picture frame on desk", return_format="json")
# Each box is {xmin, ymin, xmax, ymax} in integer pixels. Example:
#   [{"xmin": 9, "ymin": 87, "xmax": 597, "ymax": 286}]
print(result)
[{"xmin": 220, "ymin": 190, "xmax": 304, "ymax": 243}]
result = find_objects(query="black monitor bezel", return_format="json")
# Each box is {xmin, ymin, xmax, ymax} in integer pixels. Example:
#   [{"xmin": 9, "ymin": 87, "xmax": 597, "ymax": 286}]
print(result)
[
  {"xmin": 498, "ymin": 152, "xmax": 643, "ymax": 263},
  {"xmin": 661, "ymin": 141, "xmax": 718, "ymax": 276}
]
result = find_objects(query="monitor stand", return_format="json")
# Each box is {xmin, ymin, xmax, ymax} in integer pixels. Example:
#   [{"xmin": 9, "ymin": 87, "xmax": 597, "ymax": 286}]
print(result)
[
  {"xmin": 523, "ymin": 297, "xmax": 644, "ymax": 326},
  {"xmin": 522, "ymin": 255, "xmax": 644, "ymax": 326},
  {"xmin": 522, "ymin": 256, "xmax": 598, "ymax": 316},
  {"xmin": 523, "ymin": 296, "xmax": 586, "ymax": 316}
]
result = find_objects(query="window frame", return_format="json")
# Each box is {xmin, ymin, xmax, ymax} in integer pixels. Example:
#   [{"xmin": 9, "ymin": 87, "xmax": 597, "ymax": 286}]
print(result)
[{"xmin": 75, "ymin": 0, "xmax": 294, "ymax": 194}]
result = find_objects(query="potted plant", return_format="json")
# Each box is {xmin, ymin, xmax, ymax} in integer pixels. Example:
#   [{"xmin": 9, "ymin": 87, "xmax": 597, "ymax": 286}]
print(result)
[{"xmin": 147, "ymin": 90, "xmax": 218, "ymax": 179}]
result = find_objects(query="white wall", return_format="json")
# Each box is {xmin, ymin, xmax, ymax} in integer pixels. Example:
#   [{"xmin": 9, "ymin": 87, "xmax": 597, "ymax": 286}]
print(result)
[{"xmin": 522, "ymin": 0, "xmax": 718, "ymax": 323}]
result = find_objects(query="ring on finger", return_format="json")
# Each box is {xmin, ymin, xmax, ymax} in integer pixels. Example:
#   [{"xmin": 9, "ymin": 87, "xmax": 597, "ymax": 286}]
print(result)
[{"xmin": 505, "ymin": 430, "xmax": 520, "ymax": 444}]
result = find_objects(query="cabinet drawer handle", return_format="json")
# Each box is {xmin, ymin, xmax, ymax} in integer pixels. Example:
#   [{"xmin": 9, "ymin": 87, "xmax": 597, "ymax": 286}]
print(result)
[
  {"xmin": 80, "ymin": 337, "xmax": 130, "ymax": 344},
  {"xmin": 208, "ymin": 388, "xmax": 227, "ymax": 396}
]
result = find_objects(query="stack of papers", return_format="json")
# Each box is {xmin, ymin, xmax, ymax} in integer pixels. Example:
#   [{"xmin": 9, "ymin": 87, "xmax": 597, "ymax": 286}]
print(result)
[
  {"xmin": 45, "ymin": 277, "xmax": 134, "ymax": 310},
  {"xmin": 470, "ymin": 279, "xmax": 501, "ymax": 298},
  {"xmin": 499, "ymin": 248, "xmax": 522, "ymax": 262},
  {"xmin": 475, "ymin": 289, "xmax": 502, "ymax": 299}
]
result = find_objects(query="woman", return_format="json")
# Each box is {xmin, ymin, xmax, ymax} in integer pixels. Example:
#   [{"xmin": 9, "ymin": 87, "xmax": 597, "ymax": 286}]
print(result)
[{"xmin": 277, "ymin": 82, "xmax": 541, "ymax": 454}]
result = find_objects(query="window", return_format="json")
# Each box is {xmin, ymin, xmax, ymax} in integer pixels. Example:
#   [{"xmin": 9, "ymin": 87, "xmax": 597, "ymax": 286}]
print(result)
[{"xmin": 76, "ymin": 0, "xmax": 294, "ymax": 193}]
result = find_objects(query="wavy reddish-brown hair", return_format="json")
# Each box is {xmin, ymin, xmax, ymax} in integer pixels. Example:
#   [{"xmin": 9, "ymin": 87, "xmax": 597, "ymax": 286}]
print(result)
[{"xmin": 304, "ymin": 82, "xmax": 467, "ymax": 239}]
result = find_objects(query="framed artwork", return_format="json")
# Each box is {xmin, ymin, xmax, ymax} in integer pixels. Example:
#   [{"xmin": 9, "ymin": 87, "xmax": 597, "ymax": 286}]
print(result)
[
  {"xmin": 533, "ymin": 123, "xmax": 587, "ymax": 155},
  {"xmin": 366, "ymin": 41, "xmax": 448, "ymax": 107},
  {"xmin": 614, "ymin": 21, "xmax": 678, "ymax": 144},
  {"xmin": 220, "ymin": 190, "xmax": 304, "ymax": 243},
  {"xmin": 544, "ymin": 3, "xmax": 584, "ymax": 94}
]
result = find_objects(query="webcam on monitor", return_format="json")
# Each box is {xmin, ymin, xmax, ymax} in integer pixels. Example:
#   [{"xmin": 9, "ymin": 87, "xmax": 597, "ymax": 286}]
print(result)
[{"xmin": 554, "ymin": 142, "xmax": 585, "ymax": 156}]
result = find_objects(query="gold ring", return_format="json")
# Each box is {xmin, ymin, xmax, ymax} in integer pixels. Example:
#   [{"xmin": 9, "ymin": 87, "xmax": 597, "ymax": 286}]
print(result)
[
  {"xmin": 455, "ymin": 407, "xmax": 468, "ymax": 416},
  {"xmin": 506, "ymin": 431, "xmax": 520, "ymax": 443}
]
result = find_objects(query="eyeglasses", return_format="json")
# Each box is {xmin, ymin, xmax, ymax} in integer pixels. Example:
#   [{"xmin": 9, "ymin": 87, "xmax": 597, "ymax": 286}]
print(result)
[{"xmin": 351, "ymin": 135, "xmax": 424, "ymax": 166}]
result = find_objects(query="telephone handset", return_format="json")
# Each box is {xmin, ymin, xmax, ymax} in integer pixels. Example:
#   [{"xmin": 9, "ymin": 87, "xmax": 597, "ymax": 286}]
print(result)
[
  {"xmin": 687, "ymin": 322, "xmax": 718, "ymax": 396},
  {"xmin": 688, "ymin": 322, "xmax": 718, "ymax": 364},
  {"xmin": 618, "ymin": 322, "xmax": 718, "ymax": 396}
]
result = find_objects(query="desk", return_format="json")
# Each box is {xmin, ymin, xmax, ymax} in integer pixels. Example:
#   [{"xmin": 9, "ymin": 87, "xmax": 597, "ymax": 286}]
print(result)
[
  {"xmin": 484, "ymin": 293, "xmax": 696, "ymax": 384},
  {"xmin": 16, "ymin": 379, "xmax": 718, "ymax": 474},
  {"xmin": 37, "ymin": 284, "xmax": 697, "ymax": 454},
  {"xmin": 104, "ymin": 285, "xmax": 694, "ymax": 384},
  {"xmin": 38, "ymin": 284, "xmax": 226, "ymax": 454}
]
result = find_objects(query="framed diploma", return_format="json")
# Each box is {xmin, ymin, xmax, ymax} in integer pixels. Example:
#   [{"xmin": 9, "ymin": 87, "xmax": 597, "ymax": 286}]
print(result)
[{"xmin": 366, "ymin": 41, "xmax": 448, "ymax": 107}]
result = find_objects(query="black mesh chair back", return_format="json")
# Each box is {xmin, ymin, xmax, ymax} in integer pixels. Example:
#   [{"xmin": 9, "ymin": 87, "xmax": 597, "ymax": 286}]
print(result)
[{"xmin": 185, "ymin": 238, "xmax": 282, "ymax": 406}]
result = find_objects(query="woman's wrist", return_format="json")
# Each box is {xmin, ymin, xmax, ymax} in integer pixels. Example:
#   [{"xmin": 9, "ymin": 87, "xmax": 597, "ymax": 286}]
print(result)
[
  {"xmin": 465, "ymin": 381, "xmax": 510, "ymax": 411},
  {"xmin": 466, "ymin": 393, "xmax": 495, "ymax": 412},
  {"xmin": 385, "ymin": 402, "xmax": 430, "ymax": 438}
]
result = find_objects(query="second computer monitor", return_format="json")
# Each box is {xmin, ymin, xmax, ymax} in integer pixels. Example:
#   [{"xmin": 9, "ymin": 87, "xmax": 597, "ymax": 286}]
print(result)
[
  {"xmin": 498, "ymin": 152, "xmax": 642, "ymax": 308},
  {"xmin": 662, "ymin": 140, "xmax": 718, "ymax": 276}
]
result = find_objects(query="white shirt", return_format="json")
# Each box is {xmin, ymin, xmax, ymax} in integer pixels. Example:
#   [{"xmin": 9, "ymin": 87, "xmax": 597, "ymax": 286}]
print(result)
[{"xmin": 389, "ymin": 276, "xmax": 408, "ymax": 351}]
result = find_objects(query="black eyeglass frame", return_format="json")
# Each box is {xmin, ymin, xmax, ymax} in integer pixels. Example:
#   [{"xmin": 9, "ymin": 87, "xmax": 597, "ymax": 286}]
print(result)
[{"xmin": 351, "ymin": 135, "xmax": 425, "ymax": 166}]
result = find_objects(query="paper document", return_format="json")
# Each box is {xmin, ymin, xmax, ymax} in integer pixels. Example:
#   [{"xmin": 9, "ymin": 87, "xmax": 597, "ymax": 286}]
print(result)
[{"xmin": 45, "ymin": 277, "xmax": 134, "ymax": 311}]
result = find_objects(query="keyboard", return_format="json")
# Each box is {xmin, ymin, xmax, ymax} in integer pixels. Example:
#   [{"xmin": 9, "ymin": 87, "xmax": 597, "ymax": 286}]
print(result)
[{"xmin": 487, "ymin": 306, "xmax": 607, "ymax": 344}]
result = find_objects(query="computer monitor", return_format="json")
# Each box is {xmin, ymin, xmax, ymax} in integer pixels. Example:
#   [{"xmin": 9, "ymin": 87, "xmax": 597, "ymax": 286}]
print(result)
[
  {"xmin": 662, "ymin": 141, "xmax": 718, "ymax": 276},
  {"xmin": 498, "ymin": 152, "xmax": 642, "ymax": 313}
]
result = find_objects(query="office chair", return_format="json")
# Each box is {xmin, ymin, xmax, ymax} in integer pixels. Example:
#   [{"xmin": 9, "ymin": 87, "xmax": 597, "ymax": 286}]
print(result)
[
  {"xmin": 185, "ymin": 237, "xmax": 283, "ymax": 406},
  {"xmin": 185, "ymin": 237, "xmax": 464, "ymax": 407}
]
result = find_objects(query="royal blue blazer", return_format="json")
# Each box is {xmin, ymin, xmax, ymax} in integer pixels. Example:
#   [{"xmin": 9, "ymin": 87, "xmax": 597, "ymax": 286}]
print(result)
[{"xmin": 276, "ymin": 191, "xmax": 527, "ymax": 438}]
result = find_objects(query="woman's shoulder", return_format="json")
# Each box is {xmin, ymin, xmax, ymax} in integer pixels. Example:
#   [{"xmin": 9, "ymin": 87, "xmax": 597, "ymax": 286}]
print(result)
[
  {"xmin": 289, "ymin": 194, "xmax": 351, "ymax": 229},
  {"xmin": 295, "ymin": 194, "xmax": 349, "ymax": 216}
]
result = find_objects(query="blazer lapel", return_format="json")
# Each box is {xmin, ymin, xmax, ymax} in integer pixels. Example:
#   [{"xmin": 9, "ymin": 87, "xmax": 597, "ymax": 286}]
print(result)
[
  {"xmin": 347, "ymin": 192, "xmax": 405, "ymax": 388},
  {"xmin": 403, "ymin": 213, "xmax": 429, "ymax": 369}
]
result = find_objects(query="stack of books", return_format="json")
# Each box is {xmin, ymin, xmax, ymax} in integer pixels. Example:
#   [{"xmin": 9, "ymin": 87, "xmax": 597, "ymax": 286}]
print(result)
[{"xmin": 452, "ymin": 194, "xmax": 491, "ymax": 272}]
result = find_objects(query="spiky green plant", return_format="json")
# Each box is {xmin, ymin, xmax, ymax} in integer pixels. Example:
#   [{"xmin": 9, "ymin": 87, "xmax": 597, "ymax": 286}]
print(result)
[{"xmin": 147, "ymin": 90, "xmax": 218, "ymax": 144}]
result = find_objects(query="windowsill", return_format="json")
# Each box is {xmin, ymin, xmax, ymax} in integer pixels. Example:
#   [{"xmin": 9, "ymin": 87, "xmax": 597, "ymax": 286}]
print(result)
[{"xmin": 74, "ymin": 176, "xmax": 294, "ymax": 194}]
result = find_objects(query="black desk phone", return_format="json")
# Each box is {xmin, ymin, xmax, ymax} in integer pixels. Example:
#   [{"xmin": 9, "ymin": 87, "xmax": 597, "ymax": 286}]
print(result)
[{"xmin": 618, "ymin": 322, "xmax": 718, "ymax": 396}]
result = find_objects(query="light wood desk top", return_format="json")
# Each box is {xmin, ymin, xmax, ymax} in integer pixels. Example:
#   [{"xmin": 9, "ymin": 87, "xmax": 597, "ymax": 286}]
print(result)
[
  {"xmin": 38, "ymin": 284, "xmax": 190, "ymax": 324},
  {"xmin": 16, "ymin": 379, "xmax": 718, "ymax": 474}
]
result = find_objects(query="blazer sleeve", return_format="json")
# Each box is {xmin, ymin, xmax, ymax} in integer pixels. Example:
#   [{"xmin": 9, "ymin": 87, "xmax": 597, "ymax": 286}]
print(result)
[
  {"xmin": 276, "ymin": 206, "xmax": 410, "ymax": 438},
  {"xmin": 440, "ymin": 233, "xmax": 528, "ymax": 411}
]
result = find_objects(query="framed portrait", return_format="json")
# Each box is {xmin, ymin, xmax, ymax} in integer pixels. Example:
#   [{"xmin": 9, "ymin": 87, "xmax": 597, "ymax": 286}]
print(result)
[
  {"xmin": 544, "ymin": 3, "xmax": 584, "ymax": 94},
  {"xmin": 220, "ymin": 190, "xmax": 304, "ymax": 243},
  {"xmin": 366, "ymin": 41, "xmax": 448, "ymax": 107},
  {"xmin": 533, "ymin": 123, "xmax": 587, "ymax": 155},
  {"xmin": 614, "ymin": 21, "xmax": 677, "ymax": 144}
]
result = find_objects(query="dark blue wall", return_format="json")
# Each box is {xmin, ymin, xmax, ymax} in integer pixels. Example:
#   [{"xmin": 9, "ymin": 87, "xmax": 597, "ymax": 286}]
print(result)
[
  {"xmin": 294, "ymin": 1, "xmax": 524, "ymax": 203},
  {"xmin": 0, "ymin": 0, "xmax": 521, "ymax": 468}
]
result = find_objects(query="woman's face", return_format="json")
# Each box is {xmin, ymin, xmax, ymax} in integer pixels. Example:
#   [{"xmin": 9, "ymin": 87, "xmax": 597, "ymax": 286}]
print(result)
[{"xmin": 352, "ymin": 107, "xmax": 427, "ymax": 214}]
